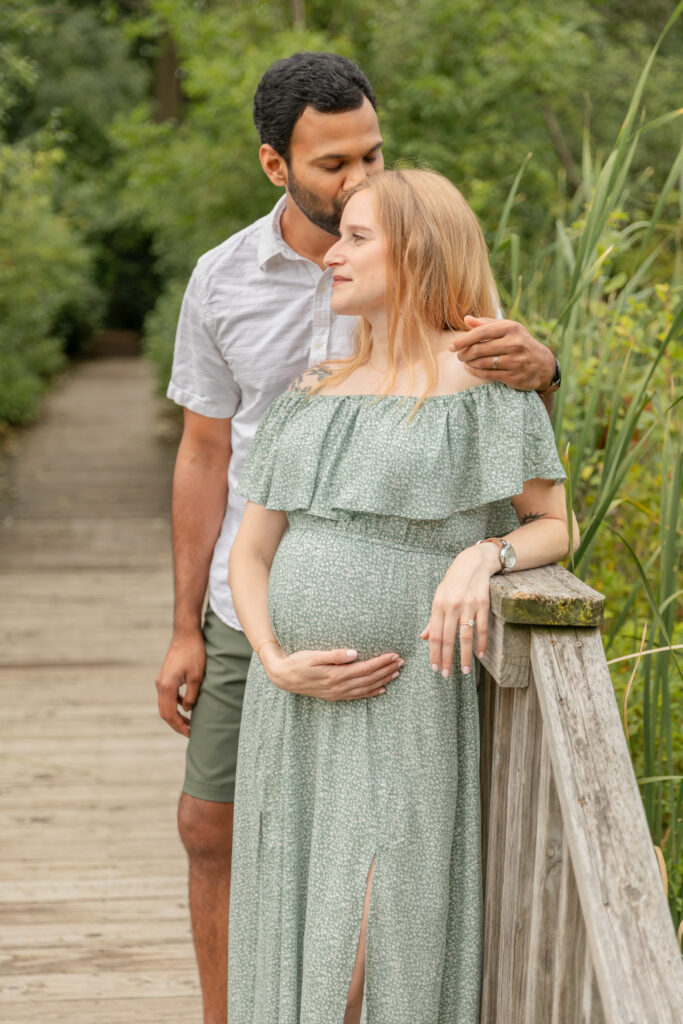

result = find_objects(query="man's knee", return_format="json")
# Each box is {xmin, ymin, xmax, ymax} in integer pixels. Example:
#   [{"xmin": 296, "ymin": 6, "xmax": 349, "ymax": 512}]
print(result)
[{"xmin": 178, "ymin": 792, "xmax": 234, "ymax": 863}]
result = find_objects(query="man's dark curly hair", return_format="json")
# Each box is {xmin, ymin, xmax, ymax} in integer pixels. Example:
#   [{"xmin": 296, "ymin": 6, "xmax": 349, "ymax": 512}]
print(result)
[{"xmin": 253, "ymin": 51, "xmax": 377, "ymax": 162}]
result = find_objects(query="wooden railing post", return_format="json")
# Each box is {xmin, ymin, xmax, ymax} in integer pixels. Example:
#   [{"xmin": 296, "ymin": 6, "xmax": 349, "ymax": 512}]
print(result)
[{"xmin": 478, "ymin": 564, "xmax": 683, "ymax": 1024}]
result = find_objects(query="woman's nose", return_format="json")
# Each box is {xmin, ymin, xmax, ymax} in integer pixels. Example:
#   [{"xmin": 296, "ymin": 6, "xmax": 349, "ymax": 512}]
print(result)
[{"xmin": 324, "ymin": 242, "xmax": 343, "ymax": 268}]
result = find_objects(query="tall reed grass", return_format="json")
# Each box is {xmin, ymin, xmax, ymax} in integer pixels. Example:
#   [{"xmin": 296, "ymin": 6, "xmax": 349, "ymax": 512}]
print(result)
[{"xmin": 491, "ymin": 4, "xmax": 683, "ymax": 928}]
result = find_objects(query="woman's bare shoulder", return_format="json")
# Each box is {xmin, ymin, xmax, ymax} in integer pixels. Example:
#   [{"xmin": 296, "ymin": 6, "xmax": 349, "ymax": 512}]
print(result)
[{"xmin": 434, "ymin": 345, "xmax": 490, "ymax": 395}]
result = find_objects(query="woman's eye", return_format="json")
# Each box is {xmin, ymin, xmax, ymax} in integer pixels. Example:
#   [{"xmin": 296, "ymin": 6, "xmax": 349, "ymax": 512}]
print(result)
[{"xmin": 352, "ymin": 234, "xmax": 366, "ymax": 243}]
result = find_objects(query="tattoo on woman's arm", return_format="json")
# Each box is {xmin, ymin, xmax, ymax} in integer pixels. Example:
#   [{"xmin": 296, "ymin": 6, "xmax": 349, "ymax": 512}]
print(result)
[
  {"xmin": 519, "ymin": 511, "xmax": 548, "ymax": 526},
  {"xmin": 288, "ymin": 365, "xmax": 333, "ymax": 394}
]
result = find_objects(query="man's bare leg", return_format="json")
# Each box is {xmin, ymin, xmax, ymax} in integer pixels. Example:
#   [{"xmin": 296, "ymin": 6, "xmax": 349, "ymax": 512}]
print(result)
[{"xmin": 178, "ymin": 792, "xmax": 234, "ymax": 1024}]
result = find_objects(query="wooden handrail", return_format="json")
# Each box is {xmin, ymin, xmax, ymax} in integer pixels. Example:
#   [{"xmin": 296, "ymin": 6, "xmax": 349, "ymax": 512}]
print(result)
[{"xmin": 479, "ymin": 564, "xmax": 683, "ymax": 1023}]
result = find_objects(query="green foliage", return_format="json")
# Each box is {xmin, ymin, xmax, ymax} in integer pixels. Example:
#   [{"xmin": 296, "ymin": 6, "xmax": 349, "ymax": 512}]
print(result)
[
  {"xmin": 111, "ymin": 0, "xmax": 680, "ymax": 391},
  {"xmin": 0, "ymin": 143, "xmax": 97, "ymax": 424},
  {"xmin": 0, "ymin": 2, "xmax": 152, "ymax": 423},
  {"xmin": 0, "ymin": 1, "xmax": 45, "ymax": 124},
  {"xmin": 5, "ymin": 6, "xmax": 149, "ymax": 162},
  {"xmin": 489, "ymin": 11, "xmax": 683, "ymax": 917}
]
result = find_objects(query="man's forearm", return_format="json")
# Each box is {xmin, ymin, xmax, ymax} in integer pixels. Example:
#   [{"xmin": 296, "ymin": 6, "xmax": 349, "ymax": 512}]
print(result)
[
  {"xmin": 539, "ymin": 390, "xmax": 554, "ymax": 417},
  {"xmin": 171, "ymin": 447, "xmax": 229, "ymax": 634}
]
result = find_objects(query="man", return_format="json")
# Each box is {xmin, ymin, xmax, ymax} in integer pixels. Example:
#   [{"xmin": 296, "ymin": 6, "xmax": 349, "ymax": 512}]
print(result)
[{"xmin": 155, "ymin": 51, "xmax": 558, "ymax": 1024}]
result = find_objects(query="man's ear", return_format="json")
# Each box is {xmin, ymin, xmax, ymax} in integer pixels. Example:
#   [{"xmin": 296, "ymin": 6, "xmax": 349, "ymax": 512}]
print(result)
[{"xmin": 259, "ymin": 144, "xmax": 288, "ymax": 188}]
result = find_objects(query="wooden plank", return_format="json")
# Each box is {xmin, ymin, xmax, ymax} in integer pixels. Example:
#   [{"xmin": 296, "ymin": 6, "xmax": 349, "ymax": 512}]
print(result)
[
  {"xmin": 3, "ymin": 815, "xmax": 183, "ymax": 839},
  {"xmin": 0, "ymin": 919, "xmax": 193, "ymax": 949},
  {"xmin": 531, "ymin": 627, "xmax": 683, "ymax": 1022},
  {"xmin": 0, "ymin": 859, "xmax": 185, "ymax": 883},
  {"xmin": 581, "ymin": 937, "xmax": 606, "ymax": 1024},
  {"xmin": 0, "ymin": 791, "xmax": 183, "ymax": 814},
  {"xmin": 0, "ymin": 898, "xmax": 189, "ymax": 924},
  {"xmin": 1, "ymin": 736, "xmax": 184, "ymax": 755},
  {"xmin": 478, "ymin": 669, "xmax": 496, "ymax": 898},
  {"xmin": 5, "ymin": 838, "xmax": 187, "ymax": 861},
  {"xmin": 477, "ymin": 611, "xmax": 530, "ymax": 687},
  {"xmin": 523, "ymin": 737, "xmax": 565, "ymax": 1021},
  {"xmin": 0, "ymin": 996, "xmax": 200, "ymax": 1022},
  {"xmin": 0, "ymin": 518, "xmax": 170, "ymax": 571},
  {"xmin": 0, "ymin": 970, "xmax": 199, "ymax": 1001},
  {"xmin": 0, "ymin": 876, "xmax": 189, "ymax": 904},
  {"xmin": 496, "ymin": 677, "xmax": 544, "ymax": 1023},
  {"xmin": 0, "ymin": 785, "xmax": 185, "ymax": 810},
  {"xmin": 480, "ymin": 686, "xmax": 515, "ymax": 1020},
  {"xmin": 551, "ymin": 833, "xmax": 587, "ymax": 1023},
  {"xmin": 489, "ymin": 564, "xmax": 604, "ymax": 627},
  {"xmin": 1, "ymin": 942, "xmax": 199, "ymax": 976}
]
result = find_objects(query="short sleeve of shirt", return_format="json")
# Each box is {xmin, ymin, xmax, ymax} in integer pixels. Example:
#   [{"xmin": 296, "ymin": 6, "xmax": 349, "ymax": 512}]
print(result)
[{"xmin": 166, "ymin": 264, "xmax": 241, "ymax": 418}]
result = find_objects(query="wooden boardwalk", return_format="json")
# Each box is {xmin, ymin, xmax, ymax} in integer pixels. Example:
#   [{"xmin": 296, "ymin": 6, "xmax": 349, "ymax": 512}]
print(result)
[{"xmin": 0, "ymin": 358, "xmax": 202, "ymax": 1021}]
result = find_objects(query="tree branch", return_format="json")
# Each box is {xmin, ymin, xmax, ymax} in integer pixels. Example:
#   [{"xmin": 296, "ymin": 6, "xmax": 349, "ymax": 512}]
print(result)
[{"xmin": 541, "ymin": 102, "xmax": 581, "ymax": 189}]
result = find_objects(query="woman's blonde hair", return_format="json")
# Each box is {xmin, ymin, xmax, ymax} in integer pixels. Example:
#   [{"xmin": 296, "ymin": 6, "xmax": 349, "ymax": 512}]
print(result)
[{"xmin": 312, "ymin": 168, "xmax": 498, "ymax": 405}]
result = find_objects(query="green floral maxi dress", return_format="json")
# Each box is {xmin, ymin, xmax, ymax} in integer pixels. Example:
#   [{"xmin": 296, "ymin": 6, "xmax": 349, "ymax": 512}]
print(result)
[{"xmin": 228, "ymin": 381, "xmax": 565, "ymax": 1024}]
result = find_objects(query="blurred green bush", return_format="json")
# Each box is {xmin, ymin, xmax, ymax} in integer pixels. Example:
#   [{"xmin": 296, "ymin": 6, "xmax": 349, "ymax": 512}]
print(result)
[
  {"xmin": 0, "ymin": 142, "xmax": 98, "ymax": 424},
  {"xmin": 0, "ymin": 2, "xmax": 151, "ymax": 424}
]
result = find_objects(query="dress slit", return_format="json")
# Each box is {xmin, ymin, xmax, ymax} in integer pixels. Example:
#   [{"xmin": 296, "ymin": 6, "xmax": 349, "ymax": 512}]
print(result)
[{"xmin": 342, "ymin": 851, "xmax": 377, "ymax": 1024}]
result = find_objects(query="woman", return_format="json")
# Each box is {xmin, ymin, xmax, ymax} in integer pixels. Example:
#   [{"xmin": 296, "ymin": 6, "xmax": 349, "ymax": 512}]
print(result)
[{"xmin": 227, "ymin": 169, "xmax": 571, "ymax": 1023}]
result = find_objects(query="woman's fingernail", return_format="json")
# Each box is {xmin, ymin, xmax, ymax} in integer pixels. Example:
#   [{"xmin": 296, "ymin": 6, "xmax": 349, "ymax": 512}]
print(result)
[
  {"xmin": 431, "ymin": 663, "xmax": 439, "ymax": 672},
  {"xmin": 346, "ymin": 650, "xmax": 357, "ymax": 658},
  {"xmin": 441, "ymin": 668, "xmax": 450, "ymax": 678},
  {"xmin": 379, "ymin": 688, "xmax": 386, "ymax": 694},
  {"xmin": 463, "ymin": 666, "xmax": 471, "ymax": 675},
  {"xmin": 398, "ymin": 660, "xmax": 405, "ymax": 667},
  {"xmin": 478, "ymin": 651, "xmax": 485, "ymax": 659},
  {"xmin": 391, "ymin": 672, "xmax": 399, "ymax": 680}
]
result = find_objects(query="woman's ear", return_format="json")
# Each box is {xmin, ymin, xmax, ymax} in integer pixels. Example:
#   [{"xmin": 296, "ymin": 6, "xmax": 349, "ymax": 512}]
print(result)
[{"xmin": 259, "ymin": 144, "xmax": 289, "ymax": 189}]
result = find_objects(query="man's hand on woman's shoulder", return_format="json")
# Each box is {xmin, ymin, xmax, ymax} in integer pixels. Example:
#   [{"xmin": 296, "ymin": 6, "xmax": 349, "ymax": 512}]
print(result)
[{"xmin": 448, "ymin": 315, "xmax": 556, "ymax": 393}]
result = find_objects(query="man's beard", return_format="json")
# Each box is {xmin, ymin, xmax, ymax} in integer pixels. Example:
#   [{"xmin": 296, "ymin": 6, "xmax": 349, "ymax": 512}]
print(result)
[{"xmin": 286, "ymin": 167, "xmax": 345, "ymax": 236}]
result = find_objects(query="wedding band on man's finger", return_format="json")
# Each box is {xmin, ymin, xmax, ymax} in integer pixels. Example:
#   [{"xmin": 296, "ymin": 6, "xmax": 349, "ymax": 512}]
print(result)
[{"xmin": 492, "ymin": 354, "xmax": 499, "ymax": 370}]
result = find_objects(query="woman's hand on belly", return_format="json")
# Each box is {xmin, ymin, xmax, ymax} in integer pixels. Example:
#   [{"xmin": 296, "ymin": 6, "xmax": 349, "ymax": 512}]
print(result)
[
  {"xmin": 260, "ymin": 645, "xmax": 403, "ymax": 701},
  {"xmin": 420, "ymin": 543, "xmax": 499, "ymax": 678}
]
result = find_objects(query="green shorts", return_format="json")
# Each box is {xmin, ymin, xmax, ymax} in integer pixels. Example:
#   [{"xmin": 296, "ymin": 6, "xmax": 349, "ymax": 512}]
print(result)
[{"xmin": 183, "ymin": 607, "xmax": 253, "ymax": 803}]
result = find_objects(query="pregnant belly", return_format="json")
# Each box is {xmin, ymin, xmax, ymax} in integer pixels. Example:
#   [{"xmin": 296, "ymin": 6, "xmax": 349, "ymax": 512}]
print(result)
[{"xmin": 267, "ymin": 525, "xmax": 448, "ymax": 661}]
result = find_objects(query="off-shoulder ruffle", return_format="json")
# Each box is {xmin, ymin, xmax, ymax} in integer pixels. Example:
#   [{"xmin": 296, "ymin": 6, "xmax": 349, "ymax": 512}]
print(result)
[{"xmin": 237, "ymin": 382, "xmax": 566, "ymax": 520}]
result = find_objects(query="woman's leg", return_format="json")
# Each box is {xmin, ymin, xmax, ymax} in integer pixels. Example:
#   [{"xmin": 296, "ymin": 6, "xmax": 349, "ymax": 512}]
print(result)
[{"xmin": 343, "ymin": 855, "xmax": 376, "ymax": 1024}]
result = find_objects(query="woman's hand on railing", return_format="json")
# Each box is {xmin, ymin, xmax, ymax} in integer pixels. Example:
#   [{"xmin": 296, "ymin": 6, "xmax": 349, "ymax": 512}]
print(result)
[{"xmin": 421, "ymin": 544, "xmax": 500, "ymax": 678}]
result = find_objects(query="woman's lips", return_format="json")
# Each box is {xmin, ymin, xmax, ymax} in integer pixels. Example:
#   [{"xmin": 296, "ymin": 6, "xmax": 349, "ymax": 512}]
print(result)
[{"xmin": 332, "ymin": 276, "xmax": 351, "ymax": 286}]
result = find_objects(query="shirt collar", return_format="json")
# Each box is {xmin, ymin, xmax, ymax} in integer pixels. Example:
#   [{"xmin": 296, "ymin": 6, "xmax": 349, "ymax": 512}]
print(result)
[{"xmin": 257, "ymin": 195, "xmax": 301, "ymax": 269}]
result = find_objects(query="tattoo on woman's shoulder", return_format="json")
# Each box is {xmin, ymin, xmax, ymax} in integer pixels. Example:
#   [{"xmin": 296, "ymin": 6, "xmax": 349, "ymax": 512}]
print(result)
[
  {"xmin": 288, "ymin": 365, "xmax": 333, "ymax": 394},
  {"xmin": 519, "ymin": 511, "xmax": 548, "ymax": 526}
]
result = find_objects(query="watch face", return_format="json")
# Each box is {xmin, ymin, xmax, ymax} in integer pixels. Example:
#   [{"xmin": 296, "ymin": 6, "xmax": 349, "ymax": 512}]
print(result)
[{"xmin": 501, "ymin": 543, "xmax": 516, "ymax": 569}]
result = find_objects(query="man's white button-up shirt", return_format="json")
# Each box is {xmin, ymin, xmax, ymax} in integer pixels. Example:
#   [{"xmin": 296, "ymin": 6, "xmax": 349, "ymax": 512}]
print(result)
[{"xmin": 167, "ymin": 197, "xmax": 355, "ymax": 631}]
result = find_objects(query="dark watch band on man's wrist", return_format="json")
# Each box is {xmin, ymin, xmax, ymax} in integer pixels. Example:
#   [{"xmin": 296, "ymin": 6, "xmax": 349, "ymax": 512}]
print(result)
[{"xmin": 537, "ymin": 357, "xmax": 561, "ymax": 396}]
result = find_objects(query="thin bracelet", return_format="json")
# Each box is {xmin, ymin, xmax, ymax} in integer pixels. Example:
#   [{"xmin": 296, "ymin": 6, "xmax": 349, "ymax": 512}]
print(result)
[{"xmin": 256, "ymin": 638, "xmax": 280, "ymax": 659}]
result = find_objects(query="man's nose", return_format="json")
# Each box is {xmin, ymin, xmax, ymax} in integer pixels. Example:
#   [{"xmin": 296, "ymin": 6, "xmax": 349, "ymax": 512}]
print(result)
[{"xmin": 343, "ymin": 161, "xmax": 370, "ymax": 192}]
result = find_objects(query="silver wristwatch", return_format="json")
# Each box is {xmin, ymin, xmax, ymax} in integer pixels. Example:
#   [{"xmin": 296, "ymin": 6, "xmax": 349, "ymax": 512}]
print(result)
[{"xmin": 476, "ymin": 537, "xmax": 516, "ymax": 572}]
